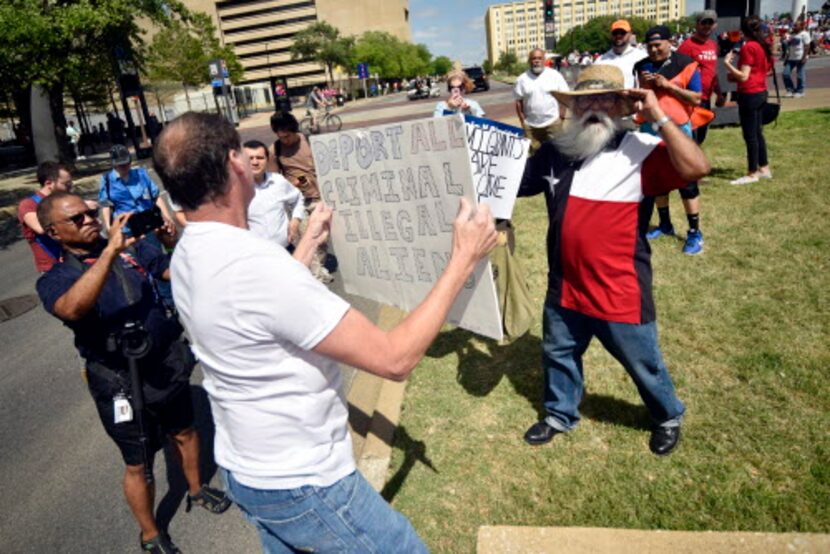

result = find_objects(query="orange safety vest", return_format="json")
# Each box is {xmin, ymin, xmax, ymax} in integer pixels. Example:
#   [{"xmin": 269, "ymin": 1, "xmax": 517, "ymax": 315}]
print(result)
[
  {"xmin": 636, "ymin": 61, "xmax": 715, "ymax": 129},
  {"xmin": 659, "ymin": 61, "xmax": 714, "ymax": 129}
]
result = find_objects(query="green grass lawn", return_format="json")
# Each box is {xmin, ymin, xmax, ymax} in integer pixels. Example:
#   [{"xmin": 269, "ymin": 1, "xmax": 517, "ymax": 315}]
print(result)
[{"xmin": 384, "ymin": 109, "xmax": 830, "ymax": 553}]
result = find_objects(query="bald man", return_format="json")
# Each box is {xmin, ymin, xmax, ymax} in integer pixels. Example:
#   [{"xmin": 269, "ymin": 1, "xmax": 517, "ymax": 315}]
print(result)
[{"xmin": 514, "ymin": 47, "xmax": 570, "ymax": 154}]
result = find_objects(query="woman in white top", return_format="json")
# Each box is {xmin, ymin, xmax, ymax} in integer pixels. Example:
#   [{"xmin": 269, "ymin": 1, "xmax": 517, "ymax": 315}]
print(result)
[{"xmin": 433, "ymin": 70, "xmax": 485, "ymax": 117}]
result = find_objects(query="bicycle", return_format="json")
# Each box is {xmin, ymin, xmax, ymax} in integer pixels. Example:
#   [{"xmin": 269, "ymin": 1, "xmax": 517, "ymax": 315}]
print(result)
[{"xmin": 300, "ymin": 105, "xmax": 342, "ymax": 135}]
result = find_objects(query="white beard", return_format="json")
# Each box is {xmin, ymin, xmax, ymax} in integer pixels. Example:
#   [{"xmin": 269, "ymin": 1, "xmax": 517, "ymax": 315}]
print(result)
[
  {"xmin": 531, "ymin": 66, "xmax": 544, "ymax": 75},
  {"xmin": 553, "ymin": 110, "xmax": 622, "ymax": 160}
]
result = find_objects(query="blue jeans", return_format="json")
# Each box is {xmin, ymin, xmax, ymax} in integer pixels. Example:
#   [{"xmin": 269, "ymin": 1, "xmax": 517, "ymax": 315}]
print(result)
[
  {"xmin": 541, "ymin": 300, "xmax": 685, "ymax": 431},
  {"xmin": 782, "ymin": 60, "xmax": 806, "ymax": 93},
  {"xmin": 222, "ymin": 468, "xmax": 429, "ymax": 554}
]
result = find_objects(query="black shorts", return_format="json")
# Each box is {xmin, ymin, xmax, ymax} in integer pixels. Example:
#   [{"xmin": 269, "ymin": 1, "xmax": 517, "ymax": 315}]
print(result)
[{"xmin": 94, "ymin": 386, "xmax": 195, "ymax": 466}]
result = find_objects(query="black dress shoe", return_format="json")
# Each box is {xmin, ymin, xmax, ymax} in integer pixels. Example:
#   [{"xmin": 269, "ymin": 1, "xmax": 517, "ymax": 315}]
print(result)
[
  {"xmin": 649, "ymin": 425, "xmax": 681, "ymax": 456},
  {"xmin": 524, "ymin": 420, "xmax": 561, "ymax": 445}
]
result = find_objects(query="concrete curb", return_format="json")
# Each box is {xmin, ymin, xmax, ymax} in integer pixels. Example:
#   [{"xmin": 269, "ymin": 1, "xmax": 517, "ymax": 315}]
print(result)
[
  {"xmin": 344, "ymin": 303, "xmax": 407, "ymax": 492},
  {"xmin": 477, "ymin": 526, "xmax": 830, "ymax": 553}
]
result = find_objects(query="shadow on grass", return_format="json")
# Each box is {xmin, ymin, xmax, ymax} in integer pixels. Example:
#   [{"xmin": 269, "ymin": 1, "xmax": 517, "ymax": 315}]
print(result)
[
  {"xmin": 427, "ymin": 328, "xmax": 654, "ymax": 431},
  {"xmin": 381, "ymin": 425, "xmax": 437, "ymax": 503},
  {"xmin": 427, "ymin": 328, "xmax": 545, "ymax": 418},
  {"xmin": 580, "ymin": 392, "xmax": 651, "ymax": 431},
  {"xmin": 155, "ymin": 385, "xmax": 220, "ymax": 533},
  {"xmin": 708, "ymin": 166, "xmax": 743, "ymax": 181}
]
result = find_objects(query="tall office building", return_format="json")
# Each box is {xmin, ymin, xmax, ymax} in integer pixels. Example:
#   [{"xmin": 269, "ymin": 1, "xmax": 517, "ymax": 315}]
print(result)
[
  {"xmin": 182, "ymin": 0, "xmax": 411, "ymax": 86},
  {"xmin": 485, "ymin": 0, "xmax": 685, "ymax": 66}
]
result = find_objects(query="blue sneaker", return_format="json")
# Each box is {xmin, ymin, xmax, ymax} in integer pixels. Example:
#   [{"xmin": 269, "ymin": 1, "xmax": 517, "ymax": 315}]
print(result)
[
  {"xmin": 646, "ymin": 225, "xmax": 675, "ymax": 240},
  {"xmin": 683, "ymin": 229, "xmax": 704, "ymax": 255}
]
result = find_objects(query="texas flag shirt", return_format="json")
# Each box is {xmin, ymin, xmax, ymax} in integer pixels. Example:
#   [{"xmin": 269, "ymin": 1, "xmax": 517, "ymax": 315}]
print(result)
[{"xmin": 519, "ymin": 131, "xmax": 686, "ymax": 324}]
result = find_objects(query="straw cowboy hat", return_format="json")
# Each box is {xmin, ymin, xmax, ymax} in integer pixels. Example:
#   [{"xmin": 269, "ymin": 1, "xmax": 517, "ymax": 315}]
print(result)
[{"xmin": 552, "ymin": 64, "xmax": 626, "ymax": 108}]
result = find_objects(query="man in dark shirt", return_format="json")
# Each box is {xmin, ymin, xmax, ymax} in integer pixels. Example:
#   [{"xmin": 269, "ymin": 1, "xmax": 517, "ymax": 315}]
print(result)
[
  {"xmin": 35, "ymin": 192, "xmax": 229, "ymax": 553},
  {"xmin": 519, "ymin": 65, "xmax": 710, "ymax": 455}
]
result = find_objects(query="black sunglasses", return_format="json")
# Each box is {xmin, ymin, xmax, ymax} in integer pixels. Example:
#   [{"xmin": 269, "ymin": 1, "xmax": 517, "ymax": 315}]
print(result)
[{"xmin": 61, "ymin": 208, "xmax": 99, "ymax": 227}]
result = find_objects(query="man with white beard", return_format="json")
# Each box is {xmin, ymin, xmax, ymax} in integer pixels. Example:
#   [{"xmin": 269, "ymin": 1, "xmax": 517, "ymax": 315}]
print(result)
[
  {"xmin": 514, "ymin": 48, "xmax": 570, "ymax": 154},
  {"xmin": 518, "ymin": 64, "xmax": 710, "ymax": 456}
]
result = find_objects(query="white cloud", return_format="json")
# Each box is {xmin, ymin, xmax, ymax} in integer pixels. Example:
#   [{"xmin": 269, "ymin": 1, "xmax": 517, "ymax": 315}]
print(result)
[
  {"xmin": 413, "ymin": 7, "xmax": 440, "ymax": 19},
  {"xmin": 467, "ymin": 16, "xmax": 485, "ymax": 31},
  {"xmin": 414, "ymin": 26, "xmax": 444, "ymax": 40}
]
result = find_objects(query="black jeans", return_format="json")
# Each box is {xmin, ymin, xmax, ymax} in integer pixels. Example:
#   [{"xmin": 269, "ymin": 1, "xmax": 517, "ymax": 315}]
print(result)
[
  {"xmin": 737, "ymin": 91, "xmax": 769, "ymax": 173},
  {"xmin": 692, "ymin": 100, "xmax": 712, "ymax": 145}
]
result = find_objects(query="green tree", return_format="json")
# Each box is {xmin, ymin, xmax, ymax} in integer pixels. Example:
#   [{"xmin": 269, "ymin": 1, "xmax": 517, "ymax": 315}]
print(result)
[
  {"xmin": 556, "ymin": 15, "xmax": 654, "ymax": 55},
  {"xmin": 291, "ymin": 22, "xmax": 355, "ymax": 84},
  {"xmin": 482, "ymin": 59, "xmax": 494, "ymax": 74},
  {"xmin": 0, "ymin": 0, "xmax": 187, "ymax": 162},
  {"xmin": 495, "ymin": 50, "xmax": 518, "ymax": 72},
  {"xmin": 431, "ymin": 56, "xmax": 453, "ymax": 76},
  {"xmin": 353, "ymin": 32, "xmax": 437, "ymax": 78},
  {"xmin": 664, "ymin": 14, "xmax": 698, "ymax": 35},
  {"xmin": 145, "ymin": 13, "xmax": 243, "ymax": 110}
]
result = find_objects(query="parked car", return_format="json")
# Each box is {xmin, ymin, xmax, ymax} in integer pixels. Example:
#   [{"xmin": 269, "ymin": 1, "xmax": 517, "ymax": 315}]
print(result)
[{"xmin": 463, "ymin": 66, "xmax": 490, "ymax": 92}]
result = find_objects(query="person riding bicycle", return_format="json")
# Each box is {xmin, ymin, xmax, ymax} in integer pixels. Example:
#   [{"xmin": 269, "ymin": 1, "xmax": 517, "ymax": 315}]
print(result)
[{"xmin": 305, "ymin": 86, "xmax": 331, "ymax": 133}]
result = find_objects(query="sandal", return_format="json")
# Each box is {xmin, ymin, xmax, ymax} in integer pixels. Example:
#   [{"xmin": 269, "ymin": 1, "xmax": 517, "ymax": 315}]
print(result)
[
  {"xmin": 140, "ymin": 532, "xmax": 181, "ymax": 553},
  {"xmin": 186, "ymin": 484, "xmax": 232, "ymax": 514}
]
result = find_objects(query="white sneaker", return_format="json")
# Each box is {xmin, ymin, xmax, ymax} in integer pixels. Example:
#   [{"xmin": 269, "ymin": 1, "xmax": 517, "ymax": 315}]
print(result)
[
  {"xmin": 794, "ymin": 92, "xmax": 805, "ymax": 98},
  {"xmin": 758, "ymin": 170, "xmax": 773, "ymax": 179},
  {"xmin": 785, "ymin": 91, "xmax": 794, "ymax": 97},
  {"xmin": 730, "ymin": 175, "xmax": 759, "ymax": 186}
]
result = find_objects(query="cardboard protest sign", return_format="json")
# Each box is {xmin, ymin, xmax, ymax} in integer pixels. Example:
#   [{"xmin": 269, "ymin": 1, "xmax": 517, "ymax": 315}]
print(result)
[
  {"xmin": 464, "ymin": 115, "xmax": 530, "ymax": 220},
  {"xmin": 310, "ymin": 114, "xmax": 503, "ymax": 341}
]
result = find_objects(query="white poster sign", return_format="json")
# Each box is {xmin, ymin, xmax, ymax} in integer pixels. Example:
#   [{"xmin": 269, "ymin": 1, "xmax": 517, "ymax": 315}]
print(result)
[
  {"xmin": 310, "ymin": 114, "xmax": 503, "ymax": 341},
  {"xmin": 464, "ymin": 115, "xmax": 530, "ymax": 220}
]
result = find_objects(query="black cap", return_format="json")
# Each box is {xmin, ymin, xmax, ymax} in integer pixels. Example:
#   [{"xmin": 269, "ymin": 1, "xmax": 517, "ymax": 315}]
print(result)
[
  {"xmin": 110, "ymin": 144, "xmax": 131, "ymax": 166},
  {"xmin": 645, "ymin": 25, "xmax": 672, "ymax": 43}
]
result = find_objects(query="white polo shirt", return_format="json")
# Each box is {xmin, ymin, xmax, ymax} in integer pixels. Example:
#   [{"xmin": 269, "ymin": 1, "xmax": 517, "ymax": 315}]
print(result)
[
  {"xmin": 247, "ymin": 172, "xmax": 305, "ymax": 248},
  {"xmin": 596, "ymin": 45, "xmax": 649, "ymax": 89},
  {"xmin": 514, "ymin": 67, "xmax": 570, "ymax": 128}
]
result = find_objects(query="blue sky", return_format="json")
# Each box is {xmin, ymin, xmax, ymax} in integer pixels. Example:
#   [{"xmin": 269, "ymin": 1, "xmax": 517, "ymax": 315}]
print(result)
[{"xmin": 410, "ymin": 0, "xmax": 825, "ymax": 65}]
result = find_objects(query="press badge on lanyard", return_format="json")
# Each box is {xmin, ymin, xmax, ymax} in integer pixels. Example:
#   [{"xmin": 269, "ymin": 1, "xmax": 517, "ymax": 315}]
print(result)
[{"xmin": 113, "ymin": 393, "xmax": 134, "ymax": 423}]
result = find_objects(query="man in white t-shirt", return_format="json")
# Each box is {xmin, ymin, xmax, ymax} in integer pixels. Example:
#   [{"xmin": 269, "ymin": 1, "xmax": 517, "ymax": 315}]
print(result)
[
  {"xmin": 153, "ymin": 112, "xmax": 497, "ymax": 553},
  {"xmin": 783, "ymin": 20, "xmax": 811, "ymax": 97},
  {"xmin": 243, "ymin": 139, "xmax": 304, "ymax": 248},
  {"xmin": 596, "ymin": 19, "xmax": 648, "ymax": 89},
  {"xmin": 514, "ymin": 48, "xmax": 570, "ymax": 154}
]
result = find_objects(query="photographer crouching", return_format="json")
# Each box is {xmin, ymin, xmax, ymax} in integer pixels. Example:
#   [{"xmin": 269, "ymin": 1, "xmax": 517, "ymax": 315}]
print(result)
[{"xmin": 35, "ymin": 192, "xmax": 230, "ymax": 553}]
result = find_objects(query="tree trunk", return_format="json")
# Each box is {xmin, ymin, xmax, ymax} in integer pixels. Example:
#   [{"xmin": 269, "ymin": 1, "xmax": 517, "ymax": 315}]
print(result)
[
  {"xmin": 109, "ymin": 84, "xmax": 121, "ymax": 118},
  {"xmin": 48, "ymin": 81, "xmax": 74, "ymax": 163},
  {"xmin": 29, "ymin": 85, "xmax": 60, "ymax": 163},
  {"xmin": 183, "ymin": 84, "xmax": 192, "ymax": 111}
]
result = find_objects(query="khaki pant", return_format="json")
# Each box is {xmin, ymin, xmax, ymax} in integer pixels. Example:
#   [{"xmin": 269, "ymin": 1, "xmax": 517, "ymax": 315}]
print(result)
[{"xmin": 525, "ymin": 120, "xmax": 564, "ymax": 156}]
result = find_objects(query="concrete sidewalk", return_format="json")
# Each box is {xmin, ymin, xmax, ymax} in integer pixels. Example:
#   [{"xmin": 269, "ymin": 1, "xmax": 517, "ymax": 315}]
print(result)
[{"xmin": 477, "ymin": 526, "xmax": 830, "ymax": 553}]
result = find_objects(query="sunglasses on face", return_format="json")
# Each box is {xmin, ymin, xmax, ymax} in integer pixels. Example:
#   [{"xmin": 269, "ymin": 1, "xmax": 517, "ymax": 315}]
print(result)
[
  {"xmin": 449, "ymin": 85, "xmax": 463, "ymax": 92},
  {"xmin": 574, "ymin": 93, "xmax": 619, "ymax": 110},
  {"xmin": 611, "ymin": 30, "xmax": 628, "ymax": 36},
  {"xmin": 700, "ymin": 19, "xmax": 715, "ymax": 25},
  {"xmin": 60, "ymin": 208, "xmax": 99, "ymax": 227}
]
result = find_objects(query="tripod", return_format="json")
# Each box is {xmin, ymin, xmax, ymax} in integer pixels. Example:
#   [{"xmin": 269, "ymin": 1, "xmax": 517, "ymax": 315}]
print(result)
[{"xmin": 117, "ymin": 321, "xmax": 155, "ymax": 485}]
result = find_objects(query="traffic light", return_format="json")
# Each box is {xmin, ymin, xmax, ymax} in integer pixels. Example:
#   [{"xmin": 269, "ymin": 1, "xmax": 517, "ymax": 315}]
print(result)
[{"xmin": 544, "ymin": 0, "xmax": 554, "ymax": 20}]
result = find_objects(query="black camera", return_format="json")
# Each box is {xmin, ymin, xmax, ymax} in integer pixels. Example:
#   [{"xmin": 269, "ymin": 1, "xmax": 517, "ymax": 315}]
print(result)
[{"xmin": 127, "ymin": 206, "xmax": 165, "ymax": 238}]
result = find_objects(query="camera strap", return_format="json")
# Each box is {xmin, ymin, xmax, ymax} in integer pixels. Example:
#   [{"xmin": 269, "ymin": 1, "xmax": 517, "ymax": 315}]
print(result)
[{"xmin": 63, "ymin": 246, "xmax": 147, "ymax": 307}]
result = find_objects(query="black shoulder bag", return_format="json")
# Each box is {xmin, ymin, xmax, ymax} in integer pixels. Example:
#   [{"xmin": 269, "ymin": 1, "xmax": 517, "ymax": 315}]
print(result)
[{"xmin": 762, "ymin": 60, "xmax": 781, "ymax": 126}]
